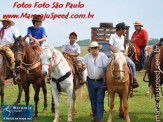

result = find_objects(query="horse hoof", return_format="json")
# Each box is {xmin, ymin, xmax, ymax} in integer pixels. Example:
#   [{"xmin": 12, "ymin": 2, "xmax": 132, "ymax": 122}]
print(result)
[
  {"xmin": 104, "ymin": 109, "xmax": 107, "ymax": 113},
  {"xmin": 14, "ymin": 102, "xmax": 19, "ymax": 105},
  {"xmin": 52, "ymin": 109, "xmax": 55, "ymax": 113},
  {"xmin": 90, "ymin": 112, "xmax": 93, "ymax": 117},
  {"xmin": 42, "ymin": 109, "xmax": 48, "ymax": 113},
  {"xmin": 145, "ymin": 92, "xmax": 150, "ymax": 96},
  {"xmin": 119, "ymin": 112, "xmax": 124, "ymax": 118},
  {"xmin": 129, "ymin": 93, "xmax": 134, "ymax": 98},
  {"xmin": 0, "ymin": 108, "xmax": 2, "ymax": 111},
  {"xmin": 33, "ymin": 116, "xmax": 38, "ymax": 120},
  {"xmin": 53, "ymin": 118, "xmax": 59, "ymax": 122}
]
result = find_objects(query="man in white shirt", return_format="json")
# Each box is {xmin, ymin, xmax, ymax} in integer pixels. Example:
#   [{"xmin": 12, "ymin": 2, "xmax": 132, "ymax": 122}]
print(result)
[
  {"xmin": 0, "ymin": 18, "xmax": 19, "ymax": 83},
  {"xmin": 78, "ymin": 41, "xmax": 109, "ymax": 122},
  {"xmin": 103, "ymin": 22, "xmax": 139, "ymax": 89}
]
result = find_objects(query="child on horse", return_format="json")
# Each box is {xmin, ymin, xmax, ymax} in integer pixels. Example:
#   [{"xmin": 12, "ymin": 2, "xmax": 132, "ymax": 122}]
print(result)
[
  {"xmin": 27, "ymin": 15, "xmax": 47, "ymax": 54},
  {"xmin": 102, "ymin": 22, "xmax": 139, "ymax": 89},
  {"xmin": 62, "ymin": 32, "xmax": 84, "ymax": 85}
]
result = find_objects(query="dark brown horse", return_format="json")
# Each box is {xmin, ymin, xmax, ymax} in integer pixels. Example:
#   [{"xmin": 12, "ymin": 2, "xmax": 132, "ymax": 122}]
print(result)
[
  {"xmin": 13, "ymin": 36, "xmax": 48, "ymax": 120},
  {"xmin": 0, "ymin": 48, "xmax": 22, "ymax": 109},
  {"xmin": 149, "ymin": 45, "xmax": 163, "ymax": 122}
]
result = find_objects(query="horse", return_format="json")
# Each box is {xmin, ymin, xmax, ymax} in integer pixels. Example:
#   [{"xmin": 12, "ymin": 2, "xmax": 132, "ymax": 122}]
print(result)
[
  {"xmin": 0, "ymin": 46, "xmax": 23, "ymax": 109},
  {"xmin": 148, "ymin": 45, "xmax": 163, "ymax": 122},
  {"xmin": 13, "ymin": 36, "xmax": 48, "ymax": 120},
  {"xmin": 106, "ymin": 52, "xmax": 130, "ymax": 122},
  {"xmin": 40, "ymin": 47, "xmax": 87, "ymax": 122}
]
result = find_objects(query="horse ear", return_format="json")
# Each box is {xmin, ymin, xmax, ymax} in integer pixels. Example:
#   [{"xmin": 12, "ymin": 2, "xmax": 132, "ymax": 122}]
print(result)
[
  {"xmin": 22, "ymin": 35, "xmax": 28, "ymax": 40},
  {"xmin": 124, "ymin": 44, "xmax": 129, "ymax": 56},
  {"xmin": 50, "ymin": 46, "xmax": 54, "ymax": 52},
  {"xmin": 111, "ymin": 51, "xmax": 116, "ymax": 57}
]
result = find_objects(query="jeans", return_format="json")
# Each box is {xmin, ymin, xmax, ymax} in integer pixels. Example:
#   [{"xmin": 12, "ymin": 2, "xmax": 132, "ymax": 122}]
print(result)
[
  {"xmin": 87, "ymin": 77, "xmax": 105, "ymax": 119},
  {"xmin": 139, "ymin": 46, "xmax": 146, "ymax": 69}
]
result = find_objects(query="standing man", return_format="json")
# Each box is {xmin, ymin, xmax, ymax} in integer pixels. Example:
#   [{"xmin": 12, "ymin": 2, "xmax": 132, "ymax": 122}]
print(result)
[
  {"xmin": 0, "ymin": 18, "xmax": 19, "ymax": 83},
  {"xmin": 131, "ymin": 21, "xmax": 148, "ymax": 72},
  {"xmin": 78, "ymin": 41, "xmax": 109, "ymax": 122}
]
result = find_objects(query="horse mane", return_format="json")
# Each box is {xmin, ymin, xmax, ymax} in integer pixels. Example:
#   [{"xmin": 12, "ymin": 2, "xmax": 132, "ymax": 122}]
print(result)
[{"xmin": 114, "ymin": 52, "xmax": 126, "ymax": 63}]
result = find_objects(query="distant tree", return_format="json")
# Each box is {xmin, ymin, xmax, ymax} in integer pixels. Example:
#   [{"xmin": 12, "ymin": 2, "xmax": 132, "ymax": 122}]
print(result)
[
  {"xmin": 76, "ymin": 39, "xmax": 91, "ymax": 46},
  {"xmin": 148, "ymin": 38, "xmax": 159, "ymax": 45}
]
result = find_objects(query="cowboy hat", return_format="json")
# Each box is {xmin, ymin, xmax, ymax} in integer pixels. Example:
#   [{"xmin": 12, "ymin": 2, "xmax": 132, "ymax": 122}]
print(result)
[
  {"xmin": 89, "ymin": 41, "xmax": 102, "ymax": 49},
  {"xmin": 133, "ymin": 21, "xmax": 143, "ymax": 27},
  {"xmin": 0, "ymin": 18, "xmax": 14, "ymax": 26}
]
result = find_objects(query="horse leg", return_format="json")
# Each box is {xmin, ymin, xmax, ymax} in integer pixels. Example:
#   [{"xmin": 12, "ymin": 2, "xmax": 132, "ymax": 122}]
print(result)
[
  {"xmin": 0, "ymin": 81, "xmax": 4, "ymax": 111},
  {"xmin": 122, "ymin": 91, "xmax": 130, "ymax": 122},
  {"xmin": 24, "ymin": 85, "xmax": 30, "ymax": 105},
  {"xmin": 41, "ymin": 80, "xmax": 48, "ymax": 113},
  {"xmin": 51, "ymin": 88, "xmax": 59, "ymax": 122},
  {"xmin": 33, "ymin": 84, "xmax": 40, "ymax": 120},
  {"xmin": 66, "ymin": 87, "xmax": 73, "ymax": 122},
  {"xmin": 72, "ymin": 89, "xmax": 76, "ymax": 116},
  {"xmin": 51, "ymin": 88, "xmax": 55, "ymax": 113},
  {"xmin": 107, "ymin": 93, "xmax": 115, "ymax": 122},
  {"xmin": 14, "ymin": 83, "xmax": 23, "ymax": 105},
  {"xmin": 118, "ymin": 94, "xmax": 124, "ymax": 118}
]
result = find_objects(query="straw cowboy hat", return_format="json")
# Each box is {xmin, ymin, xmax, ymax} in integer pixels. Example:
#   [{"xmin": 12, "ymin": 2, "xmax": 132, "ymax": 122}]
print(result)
[
  {"xmin": 89, "ymin": 41, "xmax": 102, "ymax": 49},
  {"xmin": 133, "ymin": 21, "xmax": 143, "ymax": 27},
  {"xmin": 0, "ymin": 18, "xmax": 15, "ymax": 26}
]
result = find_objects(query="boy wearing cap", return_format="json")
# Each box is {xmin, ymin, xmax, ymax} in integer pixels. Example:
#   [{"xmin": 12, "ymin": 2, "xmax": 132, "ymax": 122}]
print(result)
[
  {"xmin": 27, "ymin": 15, "xmax": 47, "ymax": 52},
  {"xmin": 131, "ymin": 21, "xmax": 148, "ymax": 73},
  {"xmin": 103, "ymin": 22, "xmax": 139, "ymax": 89},
  {"xmin": 77, "ymin": 41, "xmax": 109, "ymax": 122},
  {"xmin": 0, "ymin": 18, "xmax": 19, "ymax": 83},
  {"xmin": 62, "ymin": 32, "xmax": 84, "ymax": 84}
]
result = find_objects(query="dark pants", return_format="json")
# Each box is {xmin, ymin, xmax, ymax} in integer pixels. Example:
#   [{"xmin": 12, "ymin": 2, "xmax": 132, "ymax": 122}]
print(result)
[
  {"xmin": 139, "ymin": 46, "xmax": 146, "ymax": 70},
  {"xmin": 87, "ymin": 77, "xmax": 105, "ymax": 120}
]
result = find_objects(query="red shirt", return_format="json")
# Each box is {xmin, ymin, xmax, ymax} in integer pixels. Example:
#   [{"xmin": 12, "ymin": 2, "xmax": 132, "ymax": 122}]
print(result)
[{"xmin": 131, "ymin": 29, "xmax": 148, "ymax": 47}]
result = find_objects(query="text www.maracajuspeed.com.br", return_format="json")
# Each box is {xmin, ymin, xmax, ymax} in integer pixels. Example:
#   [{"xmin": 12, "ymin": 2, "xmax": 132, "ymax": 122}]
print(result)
[{"xmin": 3, "ymin": 12, "xmax": 94, "ymax": 20}]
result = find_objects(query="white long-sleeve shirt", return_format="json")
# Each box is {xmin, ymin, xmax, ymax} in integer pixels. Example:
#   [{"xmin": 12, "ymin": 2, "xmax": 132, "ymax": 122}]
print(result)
[{"xmin": 81, "ymin": 52, "xmax": 110, "ymax": 79}]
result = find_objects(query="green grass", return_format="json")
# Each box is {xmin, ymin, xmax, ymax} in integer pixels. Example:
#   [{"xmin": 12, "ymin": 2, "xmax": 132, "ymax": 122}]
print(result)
[{"xmin": 0, "ymin": 47, "xmax": 162, "ymax": 122}]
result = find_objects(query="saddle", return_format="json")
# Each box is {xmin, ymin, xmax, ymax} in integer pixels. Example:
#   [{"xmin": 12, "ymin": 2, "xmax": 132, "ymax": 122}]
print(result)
[
  {"xmin": 63, "ymin": 53, "xmax": 86, "ymax": 89},
  {"xmin": 0, "ymin": 46, "xmax": 15, "ymax": 70}
]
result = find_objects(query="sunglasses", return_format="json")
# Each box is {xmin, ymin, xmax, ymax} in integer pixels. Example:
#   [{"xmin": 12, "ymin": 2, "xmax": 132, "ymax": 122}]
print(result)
[{"xmin": 91, "ymin": 47, "xmax": 98, "ymax": 49}]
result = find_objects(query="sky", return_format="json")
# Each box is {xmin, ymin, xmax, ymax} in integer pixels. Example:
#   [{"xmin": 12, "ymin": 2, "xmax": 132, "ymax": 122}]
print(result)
[{"xmin": 0, "ymin": 0, "xmax": 163, "ymax": 46}]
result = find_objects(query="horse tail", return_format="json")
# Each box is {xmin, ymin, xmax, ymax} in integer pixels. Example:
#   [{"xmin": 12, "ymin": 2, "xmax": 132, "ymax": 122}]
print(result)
[{"xmin": 77, "ymin": 85, "xmax": 86, "ymax": 102}]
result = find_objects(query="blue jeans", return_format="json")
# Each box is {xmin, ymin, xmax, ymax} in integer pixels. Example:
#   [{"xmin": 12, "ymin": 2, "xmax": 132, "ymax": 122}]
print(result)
[
  {"xmin": 139, "ymin": 46, "xmax": 146, "ymax": 69},
  {"xmin": 126, "ymin": 56, "xmax": 136, "ymax": 78},
  {"xmin": 87, "ymin": 78, "xmax": 105, "ymax": 119}
]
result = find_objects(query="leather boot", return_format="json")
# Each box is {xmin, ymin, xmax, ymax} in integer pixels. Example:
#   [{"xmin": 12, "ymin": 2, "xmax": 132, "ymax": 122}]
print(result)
[{"xmin": 133, "ymin": 78, "xmax": 139, "ymax": 88}]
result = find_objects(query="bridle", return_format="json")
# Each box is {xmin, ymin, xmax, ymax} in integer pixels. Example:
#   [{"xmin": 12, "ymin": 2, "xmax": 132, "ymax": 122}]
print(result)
[
  {"xmin": 41, "ymin": 51, "xmax": 62, "ymax": 80},
  {"xmin": 110, "ymin": 58, "xmax": 129, "ymax": 82}
]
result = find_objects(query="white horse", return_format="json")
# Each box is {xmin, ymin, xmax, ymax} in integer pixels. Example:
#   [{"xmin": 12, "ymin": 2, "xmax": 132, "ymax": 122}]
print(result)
[{"xmin": 40, "ymin": 47, "xmax": 87, "ymax": 122}]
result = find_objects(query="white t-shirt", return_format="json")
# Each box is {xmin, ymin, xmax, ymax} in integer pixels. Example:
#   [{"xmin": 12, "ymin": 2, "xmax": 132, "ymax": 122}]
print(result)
[
  {"xmin": 109, "ymin": 33, "xmax": 125, "ymax": 52},
  {"xmin": 0, "ymin": 26, "xmax": 19, "ymax": 45},
  {"xmin": 81, "ymin": 52, "xmax": 110, "ymax": 79},
  {"xmin": 62, "ymin": 42, "xmax": 80, "ymax": 54}
]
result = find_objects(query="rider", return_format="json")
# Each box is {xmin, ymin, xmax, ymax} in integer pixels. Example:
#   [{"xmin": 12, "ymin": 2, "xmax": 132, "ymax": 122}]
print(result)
[
  {"xmin": 62, "ymin": 32, "xmax": 84, "ymax": 85},
  {"xmin": 102, "ymin": 22, "xmax": 139, "ymax": 89},
  {"xmin": 27, "ymin": 14, "xmax": 47, "ymax": 54},
  {"xmin": 0, "ymin": 18, "xmax": 19, "ymax": 83},
  {"xmin": 131, "ymin": 21, "xmax": 148, "ymax": 73}
]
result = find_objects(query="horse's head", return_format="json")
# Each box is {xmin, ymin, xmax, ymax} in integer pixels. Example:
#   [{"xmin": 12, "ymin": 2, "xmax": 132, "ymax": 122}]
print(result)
[
  {"xmin": 40, "ymin": 47, "xmax": 63, "ymax": 76},
  {"xmin": 111, "ymin": 52, "xmax": 128, "ymax": 82},
  {"xmin": 13, "ymin": 36, "xmax": 26, "ymax": 67}
]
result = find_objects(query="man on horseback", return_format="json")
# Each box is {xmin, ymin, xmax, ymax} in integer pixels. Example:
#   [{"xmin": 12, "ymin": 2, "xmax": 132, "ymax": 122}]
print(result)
[
  {"xmin": 0, "ymin": 18, "xmax": 19, "ymax": 83},
  {"xmin": 77, "ymin": 41, "xmax": 109, "ymax": 122},
  {"xmin": 27, "ymin": 15, "xmax": 47, "ymax": 54},
  {"xmin": 131, "ymin": 21, "xmax": 148, "ymax": 73},
  {"xmin": 102, "ymin": 22, "xmax": 139, "ymax": 89},
  {"xmin": 62, "ymin": 32, "xmax": 84, "ymax": 85}
]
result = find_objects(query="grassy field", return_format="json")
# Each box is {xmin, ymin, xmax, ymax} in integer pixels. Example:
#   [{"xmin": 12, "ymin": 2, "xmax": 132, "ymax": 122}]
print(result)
[{"xmin": 0, "ymin": 47, "xmax": 163, "ymax": 122}]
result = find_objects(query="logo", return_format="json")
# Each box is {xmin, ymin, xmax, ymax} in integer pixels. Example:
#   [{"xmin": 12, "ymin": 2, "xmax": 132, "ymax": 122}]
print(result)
[{"xmin": 2, "ymin": 105, "xmax": 33, "ymax": 121}]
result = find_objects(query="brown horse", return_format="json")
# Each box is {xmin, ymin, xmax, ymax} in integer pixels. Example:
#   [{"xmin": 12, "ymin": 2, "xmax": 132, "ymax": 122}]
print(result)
[
  {"xmin": 149, "ymin": 45, "xmax": 163, "ymax": 122},
  {"xmin": 106, "ymin": 52, "xmax": 130, "ymax": 122},
  {"xmin": 0, "ymin": 48, "xmax": 22, "ymax": 109},
  {"xmin": 13, "ymin": 36, "xmax": 48, "ymax": 120}
]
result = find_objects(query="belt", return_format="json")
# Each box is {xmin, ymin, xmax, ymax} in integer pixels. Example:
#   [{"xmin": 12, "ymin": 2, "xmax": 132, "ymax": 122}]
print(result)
[{"xmin": 87, "ymin": 77, "xmax": 103, "ymax": 82}]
